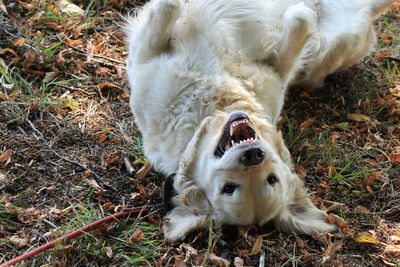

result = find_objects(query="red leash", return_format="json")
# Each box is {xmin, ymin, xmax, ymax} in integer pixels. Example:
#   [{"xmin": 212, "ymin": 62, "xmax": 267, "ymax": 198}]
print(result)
[{"xmin": 1, "ymin": 206, "xmax": 151, "ymax": 267}]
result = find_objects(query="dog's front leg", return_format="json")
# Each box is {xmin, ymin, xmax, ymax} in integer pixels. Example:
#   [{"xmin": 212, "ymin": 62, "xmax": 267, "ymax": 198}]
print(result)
[
  {"xmin": 272, "ymin": 2, "xmax": 317, "ymax": 85},
  {"xmin": 133, "ymin": 0, "xmax": 181, "ymax": 62}
]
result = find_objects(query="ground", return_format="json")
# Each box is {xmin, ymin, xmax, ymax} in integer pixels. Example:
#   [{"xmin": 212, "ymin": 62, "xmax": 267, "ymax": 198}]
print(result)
[{"xmin": 0, "ymin": 0, "xmax": 399, "ymax": 266}]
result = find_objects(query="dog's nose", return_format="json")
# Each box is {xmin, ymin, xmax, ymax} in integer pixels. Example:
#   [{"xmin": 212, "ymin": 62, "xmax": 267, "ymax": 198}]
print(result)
[{"xmin": 239, "ymin": 148, "xmax": 265, "ymax": 166}]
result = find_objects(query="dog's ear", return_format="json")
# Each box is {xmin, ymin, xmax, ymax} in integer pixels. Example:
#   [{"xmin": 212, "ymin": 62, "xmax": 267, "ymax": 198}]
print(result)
[
  {"xmin": 268, "ymin": 2, "xmax": 316, "ymax": 85},
  {"xmin": 273, "ymin": 181, "xmax": 337, "ymax": 234},
  {"xmin": 163, "ymin": 205, "xmax": 212, "ymax": 241}
]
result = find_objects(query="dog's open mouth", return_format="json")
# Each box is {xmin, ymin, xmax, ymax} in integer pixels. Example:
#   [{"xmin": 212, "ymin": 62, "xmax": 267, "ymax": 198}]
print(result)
[{"xmin": 214, "ymin": 112, "xmax": 258, "ymax": 157}]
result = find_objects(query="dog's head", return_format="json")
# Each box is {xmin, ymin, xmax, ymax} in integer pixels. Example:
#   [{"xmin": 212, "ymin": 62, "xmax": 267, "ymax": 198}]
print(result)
[{"xmin": 163, "ymin": 111, "xmax": 337, "ymax": 241}]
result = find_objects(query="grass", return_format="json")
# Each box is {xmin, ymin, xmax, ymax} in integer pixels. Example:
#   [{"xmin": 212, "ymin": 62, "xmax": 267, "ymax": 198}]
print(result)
[{"xmin": 0, "ymin": 0, "xmax": 399, "ymax": 266}]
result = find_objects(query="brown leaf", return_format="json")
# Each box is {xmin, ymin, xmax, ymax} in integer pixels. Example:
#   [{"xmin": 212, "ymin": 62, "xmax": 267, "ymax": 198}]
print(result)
[
  {"xmin": 355, "ymin": 205, "xmax": 370, "ymax": 214},
  {"xmin": 250, "ymin": 235, "xmax": 263, "ymax": 255},
  {"xmin": 321, "ymin": 239, "xmax": 344, "ymax": 264},
  {"xmin": 0, "ymin": 149, "xmax": 12, "ymax": 166},
  {"xmin": 108, "ymin": 151, "xmax": 121, "ymax": 165},
  {"xmin": 0, "ymin": 93, "xmax": 12, "ymax": 101},
  {"xmin": 84, "ymin": 170, "xmax": 92, "ymax": 176},
  {"xmin": 98, "ymin": 134, "xmax": 107, "ymax": 143},
  {"xmin": 83, "ymin": 178, "xmax": 101, "ymax": 190},
  {"xmin": 13, "ymin": 37, "xmax": 25, "ymax": 47},
  {"xmin": 389, "ymin": 153, "xmax": 400, "ymax": 163},
  {"xmin": 129, "ymin": 229, "xmax": 144, "ymax": 243},
  {"xmin": 210, "ymin": 253, "xmax": 230, "ymax": 267},
  {"xmin": 9, "ymin": 235, "xmax": 28, "ymax": 248},
  {"xmin": 327, "ymin": 214, "xmax": 348, "ymax": 229},
  {"xmin": 300, "ymin": 118, "xmax": 314, "ymax": 131},
  {"xmin": 375, "ymin": 50, "xmax": 390, "ymax": 59},
  {"xmin": 134, "ymin": 161, "xmax": 152, "ymax": 178}
]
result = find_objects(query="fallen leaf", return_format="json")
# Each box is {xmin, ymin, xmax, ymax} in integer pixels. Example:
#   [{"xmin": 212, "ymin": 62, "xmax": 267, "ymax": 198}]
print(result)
[
  {"xmin": 134, "ymin": 161, "xmax": 152, "ymax": 178},
  {"xmin": 300, "ymin": 118, "xmax": 314, "ymax": 131},
  {"xmin": 0, "ymin": 149, "xmax": 12, "ymax": 166},
  {"xmin": 58, "ymin": 0, "xmax": 84, "ymax": 16},
  {"xmin": 210, "ymin": 253, "xmax": 230, "ymax": 267},
  {"xmin": 0, "ymin": 93, "xmax": 12, "ymax": 101},
  {"xmin": 355, "ymin": 205, "xmax": 370, "ymax": 214},
  {"xmin": 106, "ymin": 246, "xmax": 113, "ymax": 258},
  {"xmin": 98, "ymin": 134, "xmax": 107, "ymax": 143},
  {"xmin": 9, "ymin": 235, "xmax": 28, "ymax": 248},
  {"xmin": 356, "ymin": 232, "xmax": 380, "ymax": 244},
  {"xmin": 44, "ymin": 71, "xmax": 58, "ymax": 83},
  {"xmin": 13, "ymin": 37, "xmax": 25, "ymax": 47},
  {"xmin": 389, "ymin": 153, "xmax": 400, "ymax": 163},
  {"xmin": 321, "ymin": 239, "xmax": 344, "ymax": 264},
  {"xmin": 334, "ymin": 122, "xmax": 349, "ymax": 130},
  {"xmin": 250, "ymin": 235, "xmax": 263, "ymax": 255},
  {"xmin": 84, "ymin": 170, "xmax": 92, "ymax": 176},
  {"xmin": 83, "ymin": 178, "xmax": 101, "ymax": 190},
  {"xmin": 327, "ymin": 214, "xmax": 348, "ymax": 229},
  {"xmin": 383, "ymin": 244, "xmax": 400, "ymax": 257},
  {"xmin": 347, "ymin": 113, "xmax": 371, "ymax": 123},
  {"xmin": 180, "ymin": 244, "xmax": 198, "ymax": 260},
  {"xmin": 129, "ymin": 229, "xmax": 144, "ymax": 243},
  {"xmin": 375, "ymin": 50, "xmax": 390, "ymax": 59}
]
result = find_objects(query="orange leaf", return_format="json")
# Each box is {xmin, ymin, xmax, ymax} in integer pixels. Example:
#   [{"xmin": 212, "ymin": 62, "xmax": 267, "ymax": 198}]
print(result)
[
  {"xmin": 300, "ymin": 118, "xmax": 314, "ymax": 131},
  {"xmin": 355, "ymin": 205, "xmax": 370, "ymax": 214},
  {"xmin": 84, "ymin": 170, "xmax": 92, "ymax": 176},
  {"xmin": 129, "ymin": 229, "xmax": 144, "ymax": 243},
  {"xmin": 389, "ymin": 153, "xmax": 400, "ymax": 163},
  {"xmin": 366, "ymin": 185, "xmax": 374, "ymax": 195},
  {"xmin": 375, "ymin": 50, "xmax": 390, "ymax": 59},
  {"xmin": 375, "ymin": 94, "xmax": 385, "ymax": 105},
  {"xmin": 14, "ymin": 37, "xmax": 25, "ymax": 47},
  {"xmin": 0, "ymin": 93, "xmax": 11, "ymax": 101},
  {"xmin": 98, "ymin": 134, "xmax": 107, "ymax": 143}
]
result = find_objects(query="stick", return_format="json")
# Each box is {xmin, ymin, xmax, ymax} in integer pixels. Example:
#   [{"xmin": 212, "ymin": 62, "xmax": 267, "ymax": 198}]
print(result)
[
  {"xmin": 25, "ymin": 118, "xmax": 116, "ymax": 192},
  {"xmin": 0, "ymin": 206, "xmax": 150, "ymax": 267}
]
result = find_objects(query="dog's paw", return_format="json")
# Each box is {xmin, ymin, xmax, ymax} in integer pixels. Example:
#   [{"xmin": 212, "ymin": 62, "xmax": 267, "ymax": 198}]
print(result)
[
  {"xmin": 163, "ymin": 206, "xmax": 211, "ymax": 241},
  {"xmin": 283, "ymin": 2, "xmax": 317, "ymax": 34},
  {"xmin": 150, "ymin": 0, "xmax": 181, "ymax": 27}
]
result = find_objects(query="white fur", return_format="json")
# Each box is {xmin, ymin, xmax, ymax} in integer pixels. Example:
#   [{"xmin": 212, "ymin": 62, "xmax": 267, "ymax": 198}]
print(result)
[{"xmin": 125, "ymin": 0, "xmax": 394, "ymax": 240}]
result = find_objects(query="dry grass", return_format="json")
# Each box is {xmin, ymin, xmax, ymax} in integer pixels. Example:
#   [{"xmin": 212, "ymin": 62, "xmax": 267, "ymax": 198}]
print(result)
[{"xmin": 0, "ymin": 0, "xmax": 399, "ymax": 266}]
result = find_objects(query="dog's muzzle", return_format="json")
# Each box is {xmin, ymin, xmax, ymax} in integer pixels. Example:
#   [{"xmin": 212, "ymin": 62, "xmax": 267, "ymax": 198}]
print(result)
[
  {"xmin": 214, "ymin": 112, "xmax": 263, "ymax": 164},
  {"xmin": 239, "ymin": 146, "xmax": 265, "ymax": 166}
]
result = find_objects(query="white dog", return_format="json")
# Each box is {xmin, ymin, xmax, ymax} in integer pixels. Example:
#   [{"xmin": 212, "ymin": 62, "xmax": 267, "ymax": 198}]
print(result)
[{"xmin": 125, "ymin": 0, "xmax": 394, "ymax": 240}]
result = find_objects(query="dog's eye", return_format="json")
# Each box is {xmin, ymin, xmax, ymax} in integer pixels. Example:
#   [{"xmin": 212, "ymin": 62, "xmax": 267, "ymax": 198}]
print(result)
[
  {"xmin": 267, "ymin": 174, "xmax": 278, "ymax": 186},
  {"xmin": 222, "ymin": 183, "xmax": 237, "ymax": 194}
]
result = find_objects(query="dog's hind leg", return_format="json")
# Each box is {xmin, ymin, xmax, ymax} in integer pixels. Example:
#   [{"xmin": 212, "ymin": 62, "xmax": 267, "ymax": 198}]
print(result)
[
  {"xmin": 270, "ymin": 2, "xmax": 317, "ymax": 86},
  {"xmin": 127, "ymin": 0, "xmax": 181, "ymax": 62}
]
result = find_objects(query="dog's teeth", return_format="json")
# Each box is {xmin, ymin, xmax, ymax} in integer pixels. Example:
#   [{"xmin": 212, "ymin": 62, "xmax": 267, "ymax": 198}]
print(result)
[
  {"xmin": 230, "ymin": 127, "xmax": 233, "ymax": 136},
  {"xmin": 231, "ymin": 140, "xmax": 235, "ymax": 147}
]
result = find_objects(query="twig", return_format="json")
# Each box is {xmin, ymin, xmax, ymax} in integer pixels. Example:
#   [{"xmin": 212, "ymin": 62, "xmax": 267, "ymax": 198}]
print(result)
[
  {"xmin": 25, "ymin": 118, "xmax": 116, "ymax": 192},
  {"xmin": 42, "ymin": 218, "xmax": 58, "ymax": 229},
  {"xmin": 0, "ymin": 206, "xmax": 150, "ymax": 267},
  {"xmin": 259, "ymin": 251, "xmax": 265, "ymax": 267},
  {"xmin": 62, "ymin": 41, "xmax": 125, "ymax": 65}
]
